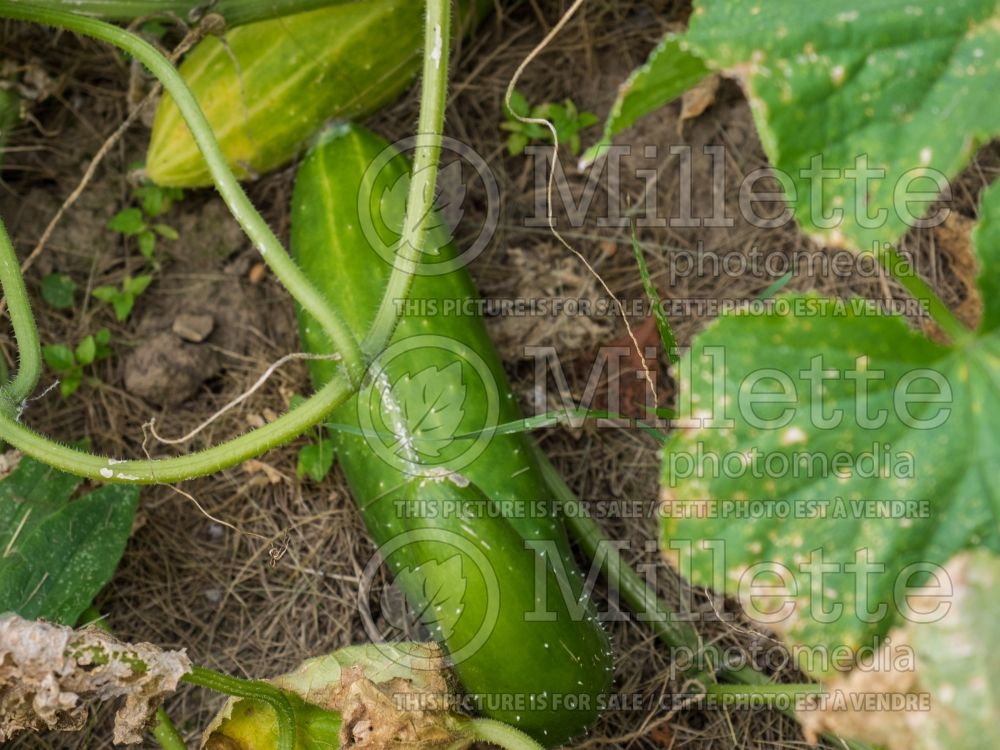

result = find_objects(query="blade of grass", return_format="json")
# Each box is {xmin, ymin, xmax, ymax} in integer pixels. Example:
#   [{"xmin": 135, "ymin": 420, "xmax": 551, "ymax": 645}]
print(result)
[{"xmin": 631, "ymin": 227, "xmax": 678, "ymax": 364}]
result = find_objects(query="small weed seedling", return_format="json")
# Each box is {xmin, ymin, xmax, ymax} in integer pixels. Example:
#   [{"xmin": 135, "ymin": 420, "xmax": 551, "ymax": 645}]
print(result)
[
  {"xmin": 39, "ymin": 272, "xmax": 77, "ymax": 310},
  {"xmin": 107, "ymin": 179, "xmax": 182, "ymax": 261},
  {"xmin": 501, "ymin": 89, "xmax": 598, "ymax": 156},
  {"xmin": 42, "ymin": 328, "xmax": 112, "ymax": 397},
  {"xmin": 92, "ymin": 274, "xmax": 152, "ymax": 321}
]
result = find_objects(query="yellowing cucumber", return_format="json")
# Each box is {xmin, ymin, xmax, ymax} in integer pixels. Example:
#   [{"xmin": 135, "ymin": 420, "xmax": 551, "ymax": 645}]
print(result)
[{"xmin": 146, "ymin": 0, "xmax": 424, "ymax": 187}]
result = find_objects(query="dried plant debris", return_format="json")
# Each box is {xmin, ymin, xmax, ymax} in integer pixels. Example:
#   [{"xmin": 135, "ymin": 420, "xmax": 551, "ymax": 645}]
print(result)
[
  {"xmin": 0, "ymin": 615, "xmax": 191, "ymax": 744},
  {"xmin": 204, "ymin": 642, "xmax": 469, "ymax": 749}
]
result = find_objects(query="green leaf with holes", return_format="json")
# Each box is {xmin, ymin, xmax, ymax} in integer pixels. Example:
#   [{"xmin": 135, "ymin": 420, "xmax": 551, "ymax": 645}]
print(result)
[
  {"xmin": 685, "ymin": 0, "xmax": 1000, "ymax": 250},
  {"xmin": 661, "ymin": 290, "xmax": 998, "ymax": 677},
  {"xmin": 581, "ymin": 34, "xmax": 709, "ymax": 166},
  {"xmin": 0, "ymin": 455, "xmax": 138, "ymax": 625}
]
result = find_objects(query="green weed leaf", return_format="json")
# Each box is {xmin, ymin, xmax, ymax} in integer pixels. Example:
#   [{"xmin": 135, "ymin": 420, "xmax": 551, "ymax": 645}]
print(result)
[
  {"xmin": 0, "ymin": 455, "xmax": 139, "ymax": 624},
  {"xmin": 74, "ymin": 335, "xmax": 97, "ymax": 366},
  {"xmin": 152, "ymin": 223, "xmax": 179, "ymax": 241},
  {"xmin": 125, "ymin": 274, "xmax": 153, "ymax": 296},
  {"xmin": 60, "ymin": 369, "xmax": 83, "ymax": 398},
  {"xmin": 632, "ymin": 232, "xmax": 677, "ymax": 362},
  {"xmin": 40, "ymin": 273, "xmax": 77, "ymax": 310},
  {"xmin": 108, "ymin": 207, "xmax": 145, "ymax": 236},
  {"xmin": 111, "ymin": 295, "xmax": 135, "ymax": 321},
  {"xmin": 297, "ymin": 438, "xmax": 334, "ymax": 483},
  {"xmin": 137, "ymin": 228, "xmax": 157, "ymax": 259},
  {"xmin": 42, "ymin": 343, "xmax": 75, "ymax": 372},
  {"xmin": 92, "ymin": 285, "xmax": 119, "ymax": 303}
]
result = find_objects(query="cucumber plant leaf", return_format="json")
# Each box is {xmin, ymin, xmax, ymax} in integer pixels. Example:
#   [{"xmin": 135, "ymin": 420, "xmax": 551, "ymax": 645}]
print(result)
[
  {"xmin": 797, "ymin": 550, "xmax": 1000, "ymax": 748},
  {"xmin": 581, "ymin": 34, "xmax": 709, "ymax": 167},
  {"xmin": 684, "ymin": 0, "xmax": 1000, "ymax": 250},
  {"xmin": 0, "ymin": 454, "xmax": 138, "ymax": 625},
  {"xmin": 662, "ymin": 293, "xmax": 998, "ymax": 672}
]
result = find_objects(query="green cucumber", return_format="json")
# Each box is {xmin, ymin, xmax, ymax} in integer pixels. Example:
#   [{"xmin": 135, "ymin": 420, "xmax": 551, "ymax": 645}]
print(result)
[{"xmin": 291, "ymin": 123, "xmax": 614, "ymax": 746}]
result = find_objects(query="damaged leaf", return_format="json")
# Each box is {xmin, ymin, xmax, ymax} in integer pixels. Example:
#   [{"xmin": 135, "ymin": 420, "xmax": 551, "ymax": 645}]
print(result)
[
  {"xmin": 686, "ymin": 0, "xmax": 1000, "ymax": 250},
  {"xmin": 0, "ymin": 614, "xmax": 190, "ymax": 744},
  {"xmin": 798, "ymin": 551, "xmax": 1000, "ymax": 750},
  {"xmin": 204, "ymin": 642, "xmax": 471, "ymax": 750}
]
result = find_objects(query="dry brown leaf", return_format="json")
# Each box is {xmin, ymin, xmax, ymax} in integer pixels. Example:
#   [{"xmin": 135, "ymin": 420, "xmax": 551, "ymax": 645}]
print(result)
[
  {"xmin": 797, "ymin": 633, "xmax": 920, "ymax": 748},
  {"xmin": 593, "ymin": 316, "xmax": 660, "ymax": 419},
  {"xmin": 930, "ymin": 212, "xmax": 981, "ymax": 330},
  {"xmin": 680, "ymin": 74, "xmax": 720, "ymax": 123},
  {"xmin": 0, "ymin": 615, "xmax": 191, "ymax": 745}
]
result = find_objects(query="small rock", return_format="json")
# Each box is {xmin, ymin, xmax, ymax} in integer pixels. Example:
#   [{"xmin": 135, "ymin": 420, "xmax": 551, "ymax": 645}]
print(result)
[
  {"xmin": 172, "ymin": 313, "xmax": 215, "ymax": 343},
  {"xmin": 124, "ymin": 332, "xmax": 220, "ymax": 406}
]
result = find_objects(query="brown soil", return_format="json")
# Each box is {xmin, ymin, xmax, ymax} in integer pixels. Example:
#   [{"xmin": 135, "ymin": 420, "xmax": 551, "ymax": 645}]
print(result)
[{"xmin": 1, "ymin": 2, "xmax": 995, "ymax": 749}]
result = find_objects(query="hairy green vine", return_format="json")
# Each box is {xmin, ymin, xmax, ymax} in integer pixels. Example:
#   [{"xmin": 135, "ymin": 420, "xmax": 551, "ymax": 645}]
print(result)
[
  {"xmin": 0, "ymin": 0, "xmax": 439, "ymax": 481},
  {"xmin": 362, "ymin": 0, "xmax": 452, "ymax": 356},
  {"xmin": 0, "ymin": 0, "xmax": 464, "ymax": 483},
  {"xmin": 184, "ymin": 666, "xmax": 297, "ymax": 750}
]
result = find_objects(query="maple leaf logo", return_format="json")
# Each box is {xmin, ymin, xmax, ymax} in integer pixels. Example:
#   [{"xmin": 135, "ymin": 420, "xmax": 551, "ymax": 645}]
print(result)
[
  {"xmin": 381, "ymin": 362, "xmax": 466, "ymax": 460},
  {"xmin": 379, "ymin": 160, "xmax": 466, "ymax": 257},
  {"xmin": 392, "ymin": 555, "xmax": 467, "ymax": 641}
]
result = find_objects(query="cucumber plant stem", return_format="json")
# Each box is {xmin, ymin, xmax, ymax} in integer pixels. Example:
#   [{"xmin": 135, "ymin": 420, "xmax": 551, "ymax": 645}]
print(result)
[
  {"xmin": 151, "ymin": 708, "xmax": 187, "ymax": 750},
  {"xmin": 183, "ymin": 666, "xmax": 296, "ymax": 750},
  {"xmin": 362, "ymin": 0, "xmax": 451, "ymax": 356},
  {"xmin": 464, "ymin": 717, "xmax": 547, "ymax": 750},
  {"xmin": 0, "ymin": 375, "xmax": 353, "ymax": 482},
  {"xmin": 14, "ymin": 0, "xmax": 350, "ymax": 25},
  {"xmin": 0, "ymin": 221, "xmax": 40, "ymax": 404},
  {"xmin": 535, "ymin": 448, "xmax": 702, "ymax": 652}
]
